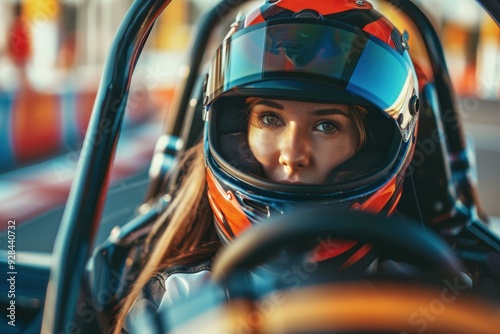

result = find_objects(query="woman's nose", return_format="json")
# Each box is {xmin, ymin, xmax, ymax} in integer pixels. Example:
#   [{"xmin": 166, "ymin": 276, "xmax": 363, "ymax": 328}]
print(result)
[{"xmin": 278, "ymin": 126, "xmax": 311, "ymax": 170}]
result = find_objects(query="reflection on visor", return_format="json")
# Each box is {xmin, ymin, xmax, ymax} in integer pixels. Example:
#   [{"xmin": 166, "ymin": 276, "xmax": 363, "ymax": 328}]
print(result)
[
  {"xmin": 265, "ymin": 22, "xmax": 357, "ymax": 71},
  {"xmin": 206, "ymin": 20, "xmax": 415, "ymax": 115}
]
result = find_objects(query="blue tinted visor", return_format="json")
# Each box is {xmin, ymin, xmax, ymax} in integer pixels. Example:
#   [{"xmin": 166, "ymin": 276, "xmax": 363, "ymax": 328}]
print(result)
[{"xmin": 206, "ymin": 20, "xmax": 417, "ymax": 131}]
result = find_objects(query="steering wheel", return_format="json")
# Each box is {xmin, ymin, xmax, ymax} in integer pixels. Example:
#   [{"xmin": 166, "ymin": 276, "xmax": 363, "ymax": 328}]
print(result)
[
  {"xmin": 212, "ymin": 208, "xmax": 466, "ymax": 283},
  {"xmin": 164, "ymin": 208, "xmax": 499, "ymax": 334}
]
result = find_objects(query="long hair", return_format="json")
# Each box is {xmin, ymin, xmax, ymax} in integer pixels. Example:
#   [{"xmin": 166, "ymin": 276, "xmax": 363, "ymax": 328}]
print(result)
[{"xmin": 112, "ymin": 141, "xmax": 220, "ymax": 333}]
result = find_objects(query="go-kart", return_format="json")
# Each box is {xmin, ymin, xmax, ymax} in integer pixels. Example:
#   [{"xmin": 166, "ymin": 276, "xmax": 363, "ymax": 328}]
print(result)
[{"xmin": 1, "ymin": 0, "xmax": 500, "ymax": 333}]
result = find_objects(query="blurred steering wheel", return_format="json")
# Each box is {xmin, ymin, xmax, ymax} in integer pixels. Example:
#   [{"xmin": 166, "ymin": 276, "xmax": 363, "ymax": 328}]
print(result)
[
  {"xmin": 212, "ymin": 208, "xmax": 465, "ymax": 283},
  {"xmin": 178, "ymin": 208, "xmax": 498, "ymax": 334}
]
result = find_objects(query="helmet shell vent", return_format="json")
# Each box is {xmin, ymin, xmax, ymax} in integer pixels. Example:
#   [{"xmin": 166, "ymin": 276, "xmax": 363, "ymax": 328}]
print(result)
[{"xmin": 292, "ymin": 9, "xmax": 324, "ymax": 20}]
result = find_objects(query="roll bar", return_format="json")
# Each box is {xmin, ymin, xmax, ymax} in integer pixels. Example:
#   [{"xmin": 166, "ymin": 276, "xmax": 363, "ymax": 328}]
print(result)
[
  {"xmin": 41, "ymin": 1, "xmax": 172, "ymax": 332},
  {"xmin": 41, "ymin": 0, "xmax": 499, "ymax": 333}
]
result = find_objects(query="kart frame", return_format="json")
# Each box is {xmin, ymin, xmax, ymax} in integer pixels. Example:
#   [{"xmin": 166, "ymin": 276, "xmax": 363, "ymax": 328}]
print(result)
[{"xmin": 34, "ymin": 0, "xmax": 500, "ymax": 333}]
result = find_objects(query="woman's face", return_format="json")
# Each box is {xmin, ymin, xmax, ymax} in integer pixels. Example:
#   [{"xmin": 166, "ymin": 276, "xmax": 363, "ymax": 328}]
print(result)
[{"xmin": 248, "ymin": 98, "xmax": 360, "ymax": 184}]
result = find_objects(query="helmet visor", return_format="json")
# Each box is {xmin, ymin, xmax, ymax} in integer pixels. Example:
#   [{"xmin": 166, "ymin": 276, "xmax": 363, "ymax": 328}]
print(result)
[{"xmin": 206, "ymin": 20, "xmax": 416, "ymax": 131}]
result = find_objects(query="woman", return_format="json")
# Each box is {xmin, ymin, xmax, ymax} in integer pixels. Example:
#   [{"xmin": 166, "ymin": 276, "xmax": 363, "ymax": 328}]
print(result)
[{"xmin": 114, "ymin": 0, "xmax": 420, "ymax": 331}]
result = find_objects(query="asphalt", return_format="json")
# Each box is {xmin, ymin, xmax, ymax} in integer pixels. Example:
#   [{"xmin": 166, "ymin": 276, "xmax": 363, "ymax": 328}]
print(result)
[{"xmin": 1, "ymin": 168, "xmax": 150, "ymax": 254}]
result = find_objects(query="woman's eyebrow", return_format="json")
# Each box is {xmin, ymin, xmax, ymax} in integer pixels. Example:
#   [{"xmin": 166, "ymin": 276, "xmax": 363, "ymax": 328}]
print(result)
[
  {"xmin": 310, "ymin": 108, "xmax": 351, "ymax": 117},
  {"xmin": 252, "ymin": 99, "xmax": 284, "ymax": 110},
  {"xmin": 252, "ymin": 100, "xmax": 351, "ymax": 118}
]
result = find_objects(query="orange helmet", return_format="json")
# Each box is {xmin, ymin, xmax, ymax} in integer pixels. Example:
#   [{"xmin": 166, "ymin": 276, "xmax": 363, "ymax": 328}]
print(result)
[{"xmin": 203, "ymin": 0, "xmax": 419, "ymax": 271}]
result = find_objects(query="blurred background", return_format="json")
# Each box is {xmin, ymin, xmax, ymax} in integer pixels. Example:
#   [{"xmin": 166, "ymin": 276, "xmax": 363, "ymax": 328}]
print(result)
[
  {"xmin": 0, "ymin": 0, "xmax": 221, "ymax": 235},
  {"xmin": 0, "ymin": 0, "xmax": 499, "ymax": 252},
  {"xmin": 0, "ymin": 0, "xmax": 222, "ymax": 173}
]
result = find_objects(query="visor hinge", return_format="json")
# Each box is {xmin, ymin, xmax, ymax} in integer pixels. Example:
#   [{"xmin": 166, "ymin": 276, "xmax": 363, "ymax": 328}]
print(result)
[{"xmin": 409, "ymin": 95, "xmax": 420, "ymax": 116}]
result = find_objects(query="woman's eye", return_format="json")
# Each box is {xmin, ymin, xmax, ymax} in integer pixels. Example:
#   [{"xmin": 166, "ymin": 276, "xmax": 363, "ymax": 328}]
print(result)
[
  {"xmin": 316, "ymin": 121, "xmax": 339, "ymax": 133},
  {"xmin": 259, "ymin": 114, "xmax": 283, "ymax": 127}
]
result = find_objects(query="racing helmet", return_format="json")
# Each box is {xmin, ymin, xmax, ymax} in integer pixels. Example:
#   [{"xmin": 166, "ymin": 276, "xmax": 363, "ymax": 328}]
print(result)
[{"xmin": 203, "ymin": 0, "xmax": 419, "ymax": 270}]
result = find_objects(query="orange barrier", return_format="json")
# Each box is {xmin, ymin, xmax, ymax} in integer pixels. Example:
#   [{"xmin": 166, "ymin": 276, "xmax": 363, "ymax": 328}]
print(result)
[
  {"xmin": 12, "ymin": 91, "xmax": 61, "ymax": 163},
  {"xmin": 0, "ymin": 87, "xmax": 173, "ymax": 172}
]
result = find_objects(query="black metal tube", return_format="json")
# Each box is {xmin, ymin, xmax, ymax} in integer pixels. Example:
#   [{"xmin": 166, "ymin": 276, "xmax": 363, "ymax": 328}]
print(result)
[
  {"xmin": 144, "ymin": 0, "xmax": 252, "ymax": 201},
  {"xmin": 387, "ymin": 0, "xmax": 467, "ymax": 157},
  {"xmin": 164, "ymin": 0, "xmax": 252, "ymax": 136},
  {"xmin": 41, "ymin": 1, "xmax": 171, "ymax": 332},
  {"xmin": 479, "ymin": 0, "xmax": 500, "ymax": 25},
  {"xmin": 385, "ymin": 0, "xmax": 500, "ymax": 158}
]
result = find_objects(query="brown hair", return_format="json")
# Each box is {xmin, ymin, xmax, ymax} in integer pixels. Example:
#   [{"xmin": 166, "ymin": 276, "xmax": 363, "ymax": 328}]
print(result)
[
  {"xmin": 112, "ymin": 141, "xmax": 220, "ymax": 333},
  {"xmin": 349, "ymin": 105, "xmax": 368, "ymax": 151}
]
